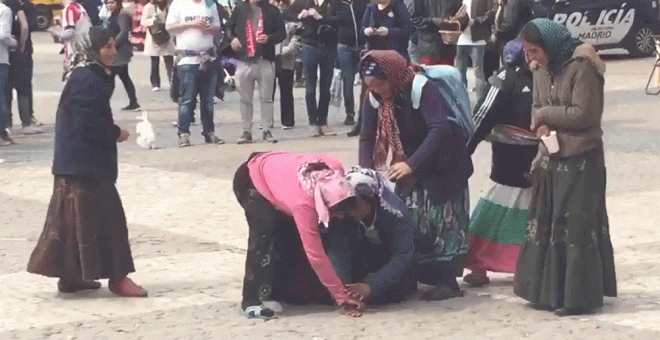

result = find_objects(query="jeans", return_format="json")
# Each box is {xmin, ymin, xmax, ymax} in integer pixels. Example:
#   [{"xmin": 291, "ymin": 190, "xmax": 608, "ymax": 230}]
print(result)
[
  {"xmin": 177, "ymin": 63, "xmax": 218, "ymax": 135},
  {"xmin": 150, "ymin": 56, "xmax": 174, "ymax": 88},
  {"xmin": 337, "ymin": 45, "xmax": 360, "ymax": 117},
  {"xmin": 6, "ymin": 52, "xmax": 33, "ymax": 127},
  {"xmin": 277, "ymin": 69, "xmax": 295, "ymax": 127},
  {"xmin": 455, "ymin": 44, "xmax": 487, "ymax": 100},
  {"xmin": 111, "ymin": 64, "xmax": 139, "ymax": 105},
  {"xmin": 302, "ymin": 44, "xmax": 337, "ymax": 126},
  {"xmin": 235, "ymin": 59, "xmax": 276, "ymax": 133},
  {"xmin": 0, "ymin": 64, "xmax": 7, "ymax": 137}
]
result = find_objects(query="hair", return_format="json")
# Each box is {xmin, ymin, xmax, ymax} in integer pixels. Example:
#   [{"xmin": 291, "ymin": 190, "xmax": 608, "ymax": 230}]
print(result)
[
  {"xmin": 106, "ymin": 0, "xmax": 124, "ymax": 13},
  {"xmin": 329, "ymin": 196, "xmax": 358, "ymax": 214},
  {"xmin": 88, "ymin": 27, "xmax": 114, "ymax": 52},
  {"xmin": 519, "ymin": 22, "xmax": 545, "ymax": 50}
]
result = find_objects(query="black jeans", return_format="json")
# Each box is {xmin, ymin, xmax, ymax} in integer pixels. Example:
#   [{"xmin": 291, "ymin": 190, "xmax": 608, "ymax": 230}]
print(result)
[
  {"xmin": 302, "ymin": 44, "xmax": 337, "ymax": 126},
  {"xmin": 277, "ymin": 69, "xmax": 295, "ymax": 127},
  {"xmin": 150, "ymin": 56, "xmax": 174, "ymax": 88},
  {"xmin": 111, "ymin": 64, "xmax": 139, "ymax": 105},
  {"xmin": 5, "ymin": 51, "xmax": 33, "ymax": 127}
]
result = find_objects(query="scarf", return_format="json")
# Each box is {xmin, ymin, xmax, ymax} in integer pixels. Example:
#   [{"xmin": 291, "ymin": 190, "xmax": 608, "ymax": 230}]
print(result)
[
  {"xmin": 73, "ymin": 27, "xmax": 113, "ymax": 74},
  {"xmin": 529, "ymin": 18, "xmax": 579, "ymax": 74},
  {"xmin": 245, "ymin": 8, "xmax": 264, "ymax": 57},
  {"xmin": 298, "ymin": 162, "xmax": 354, "ymax": 228},
  {"xmin": 359, "ymin": 50, "xmax": 415, "ymax": 169},
  {"xmin": 345, "ymin": 166, "xmax": 406, "ymax": 217}
]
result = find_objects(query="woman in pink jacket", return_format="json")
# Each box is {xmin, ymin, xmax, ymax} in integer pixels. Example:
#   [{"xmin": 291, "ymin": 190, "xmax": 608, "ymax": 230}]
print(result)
[{"xmin": 233, "ymin": 151, "xmax": 365, "ymax": 319}]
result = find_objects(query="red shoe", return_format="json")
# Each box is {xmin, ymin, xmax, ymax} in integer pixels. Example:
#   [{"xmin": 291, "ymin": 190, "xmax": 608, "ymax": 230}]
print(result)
[{"xmin": 109, "ymin": 277, "xmax": 148, "ymax": 297}]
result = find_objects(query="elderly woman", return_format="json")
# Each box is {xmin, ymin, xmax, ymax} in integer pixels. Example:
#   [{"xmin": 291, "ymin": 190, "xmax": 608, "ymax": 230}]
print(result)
[
  {"xmin": 27, "ymin": 27, "xmax": 147, "ymax": 298},
  {"xmin": 322, "ymin": 166, "xmax": 416, "ymax": 306},
  {"xmin": 358, "ymin": 50, "xmax": 473, "ymax": 300},
  {"xmin": 233, "ymin": 151, "xmax": 365, "ymax": 319},
  {"xmin": 513, "ymin": 18, "xmax": 616, "ymax": 317}
]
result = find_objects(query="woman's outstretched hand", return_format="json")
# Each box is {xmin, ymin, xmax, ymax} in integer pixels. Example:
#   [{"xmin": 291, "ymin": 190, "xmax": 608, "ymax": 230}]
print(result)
[
  {"xmin": 346, "ymin": 283, "xmax": 372, "ymax": 302},
  {"xmin": 339, "ymin": 298, "xmax": 366, "ymax": 317},
  {"xmin": 388, "ymin": 162, "xmax": 412, "ymax": 182}
]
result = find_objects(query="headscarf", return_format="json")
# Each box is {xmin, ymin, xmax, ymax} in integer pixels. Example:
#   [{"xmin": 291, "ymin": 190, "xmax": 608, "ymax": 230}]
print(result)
[
  {"xmin": 298, "ymin": 162, "xmax": 356, "ymax": 228},
  {"xmin": 526, "ymin": 18, "xmax": 579, "ymax": 73},
  {"xmin": 345, "ymin": 166, "xmax": 407, "ymax": 217},
  {"xmin": 73, "ymin": 26, "xmax": 113, "ymax": 71},
  {"xmin": 359, "ymin": 50, "xmax": 415, "ymax": 169},
  {"xmin": 503, "ymin": 37, "xmax": 525, "ymax": 67}
]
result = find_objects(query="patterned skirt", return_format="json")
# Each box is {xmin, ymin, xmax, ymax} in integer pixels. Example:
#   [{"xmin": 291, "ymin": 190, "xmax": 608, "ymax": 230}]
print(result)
[
  {"xmin": 466, "ymin": 182, "xmax": 531, "ymax": 273},
  {"xmin": 27, "ymin": 176, "xmax": 136, "ymax": 281},
  {"xmin": 514, "ymin": 147, "xmax": 617, "ymax": 310},
  {"xmin": 407, "ymin": 185, "xmax": 470, "ymax": 284}
]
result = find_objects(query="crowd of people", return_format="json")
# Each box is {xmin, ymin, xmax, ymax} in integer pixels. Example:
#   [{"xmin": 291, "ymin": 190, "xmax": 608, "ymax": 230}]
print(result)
[{"xmin": 13, "ymin": 0, "xmax": 616, "ymax": 323}]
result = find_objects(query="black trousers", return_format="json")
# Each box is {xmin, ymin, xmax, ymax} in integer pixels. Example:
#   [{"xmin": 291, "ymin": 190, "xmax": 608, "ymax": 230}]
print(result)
[
  {"xmin": 5, "ymin": 51, "xmax": 33, "ymax": 127},
  {"xmin": 150, "ymin": 56, "xmax": 174, "ymax": 88},
  {"xmin": 277, "ymin": 69, "xmax": 295, "ymax": 127},
  {"xmin": 111, "ymin": 64, "xmax": 139, "ymax": 105}
]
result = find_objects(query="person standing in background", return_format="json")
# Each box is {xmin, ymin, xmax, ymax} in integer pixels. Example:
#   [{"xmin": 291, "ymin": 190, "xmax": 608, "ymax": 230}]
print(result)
[
  {"xmin": 361, "ymin": 0, "xmax": 414, "ymax": 61},
  {"xmin": 410, "ymin": 0, "xmax": 462, "ymax": 65},
  {"xmin": 141, "ymin": 0, "xmax": 175, "ymax": 92},
  {"xmin": 336, "ymin": 0, "xmax": 367, "ymax": 127},
  {"xmin": 486, "ymin": 0, "xmax": 532, "ymax": 77},
  {"xmin": 0, "ymin": 0, "xmax": 15, "ymax": 146},
  {"xmin": 274, "ymin": 0, "xmax": 300, "ymax": 130}
]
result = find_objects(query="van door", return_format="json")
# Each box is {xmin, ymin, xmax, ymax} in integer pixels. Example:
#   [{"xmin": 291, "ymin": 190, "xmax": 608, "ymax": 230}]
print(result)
[{"xmin": 552, "ymin": 0, "xmax": 635, "ymax": 46}]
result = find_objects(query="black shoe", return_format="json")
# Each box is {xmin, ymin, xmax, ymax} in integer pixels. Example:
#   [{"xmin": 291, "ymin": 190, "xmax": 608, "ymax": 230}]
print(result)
[
  {"xmin": 0, "ymin": 134, "xmax": 14, "ymax": 144},
  {"xmin": 263, "ymin": 130, "xmax": 277, "ymax": 143},
  {"xmin": 58, "ymin": 278, "xmax": 102, "ymax": 293},
  {"xmin": 204, "ymin": 132, "xmax": 225, "ymax": 144},
  {"xmin": 344, "ymin": 115, "xmax": 355, "ymax": 126},
  {"xmin": 347, "ymin": 127, "xmax": 360, "ymax": 137},
  {"xmin": 178, "ymin": 132, "xmax": 191, "ymax": 147},
  {"xmin": 237, "ymin": 131, "xmax": 252, "ymax": 144},
  {"xmin": 122, "ymin": 103, "xmax": 141, "ymax": 111},
  {"xmin": 553, "ymin": 307, "xmax": 590, "ymax": 317}
]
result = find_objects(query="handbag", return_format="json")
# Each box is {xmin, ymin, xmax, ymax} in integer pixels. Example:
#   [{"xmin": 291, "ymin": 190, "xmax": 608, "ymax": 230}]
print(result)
[{"xmin": 149, "ymin": 23, "xmax": 171, "ymax": 45}]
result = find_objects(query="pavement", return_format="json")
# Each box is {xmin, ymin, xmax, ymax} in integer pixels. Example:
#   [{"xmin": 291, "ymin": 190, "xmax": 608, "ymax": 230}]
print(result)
[{"xmin": 0, "ymin": 33, "xmax": 659, "ymax": 339}]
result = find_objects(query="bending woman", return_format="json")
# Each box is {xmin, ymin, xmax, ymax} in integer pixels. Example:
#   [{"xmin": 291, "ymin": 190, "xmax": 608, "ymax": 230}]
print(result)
[
  {"xmin": 513, "ymin": 18, "xmax": 616, "ymax": 316},
  {"xmin": 358, "ymin": 50, "xmax": 473, "ymax": 300},
  {"xmin": 233, "ymin": 151, "xmax": 365, "ymax": 319}
]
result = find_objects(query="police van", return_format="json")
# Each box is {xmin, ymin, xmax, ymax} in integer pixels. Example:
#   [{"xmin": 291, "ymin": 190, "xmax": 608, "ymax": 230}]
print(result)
[{"xmin": 534, "ymin": 0, "xmax": 660, "ymax": 56}]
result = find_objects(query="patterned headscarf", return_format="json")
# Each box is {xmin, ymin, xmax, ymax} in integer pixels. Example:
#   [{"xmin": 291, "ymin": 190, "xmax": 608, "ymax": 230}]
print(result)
[
  {"xmin": 73, "ymin": 26, "xmax": 113, "ymax": 72},
  {"xmin": 527, "ymin": 18, "xmax": 579, "ymax": 73},
  {"xmin": 503, "ymin": 37, "xmax": 525, "ymax": 67},
  {"xmin": 345, "ymin": 166, "xmax": 407, "ymax": 217},
  {"xmin": 359, "ymin": 50, "xmax": 415, "ymax": 169},
  {"xmin": 298, "ymin": 162, "xmax": 355, "ymax": 228}
]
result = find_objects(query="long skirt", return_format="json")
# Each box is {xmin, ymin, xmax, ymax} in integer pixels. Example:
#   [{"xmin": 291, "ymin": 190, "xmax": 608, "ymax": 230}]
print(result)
[
  {"xmin": 408, "ymin": 186, "xmax": 471, "ymax": 284},
  {"xmin": 466, "ymin": 182, "xmax": 531, "ymax": 273},
  {"xmin": 514, "ymin": 147, "xmax": 617, "ymax": 310},
  {"xmin": 27, "ymin": 176, "xmax": 136, "ymax": 281}
]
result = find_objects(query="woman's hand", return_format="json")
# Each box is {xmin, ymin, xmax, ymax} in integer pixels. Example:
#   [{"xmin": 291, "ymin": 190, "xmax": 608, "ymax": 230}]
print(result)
[
  {"xmin": 339, "ymin": 298, "xmax": 366, "ymax": 317},
  {"xmin": 377, "ymin": 27, "xmax": 388, "ymax": 36},
  {"xmin": 118, "ymin": 129, "xmax": 130, "ymax": 142},
  {"xmin": 364, "ymin": 27, "xmax": 375, "ymax": 36},
  {"xmin": 388, "ymin": 162, "xmax": 412, "ymax": 182},
  {"xmin": 346, "ymin": 283, "xmax": 372, "ymax": 302},
  {"xmin": 231, "ymin": 37, "xmax": 242, "ymax": 51},
  {"xmin": 298, "ymin": 9, "xmax": 309, "ymax": 19},
  {"xmin": 534, "ymin": 124, "xmax": 551, "ymax": 139}
]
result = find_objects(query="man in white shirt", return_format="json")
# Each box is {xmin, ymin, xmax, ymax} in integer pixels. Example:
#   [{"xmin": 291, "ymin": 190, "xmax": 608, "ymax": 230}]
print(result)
[
  {"xmin": 455, "ymin": 0, "xmax": 495, "ymax": 100},
  {"xmin": 0, "ymin": 1, "xmax": 17, "ymax": 146},
  {"xmin": 166, "ymin": 0, "xmax": 224, "ymax": 147}
]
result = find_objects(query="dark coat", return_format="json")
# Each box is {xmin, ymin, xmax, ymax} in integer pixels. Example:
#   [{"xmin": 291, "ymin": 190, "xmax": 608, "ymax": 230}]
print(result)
[
  {"xmin": 361, "ymin": 0, "xmax": 414, "ymax": 61},
  {"xmin": 469, "ymin": 0, "xmax": 497, "ymax": 42},
  {"xmin": 410, "ymin": 0, "xmax": 462, "ymax": 59},
  {"xmin": 336, "ymin": 0, "xmax": 368, "ymax": 47},
  {"xmin": 52, "ymin": 64, "xmax": 120, "ymax": 183},
  {"xmin": 106, "ymin": 11, "xmax": 133, "ymax": 66},
  {"xmin": 227, "ymin": 0, "xmax": 286, "ymax": 62},
  {"xmin": 359, "ymin": 81, "xmax": 473, "ymax": 205},
  {"xmin": 290, "ymin": 0, "xmax": 344, "ymax": 47},
  {"xmin": 495, "ymin": 0, "xmax": 533, "ymax": 42}
]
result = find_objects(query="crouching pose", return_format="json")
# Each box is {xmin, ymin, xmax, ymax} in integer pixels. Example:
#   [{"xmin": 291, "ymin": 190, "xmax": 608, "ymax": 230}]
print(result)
[
  {"xmin": 325, "ymin": 166, "xmax": 417, "ymax": 306},
  {"xmin": 233, "ymin": 151, "xmax": 365, "ymax": 319}
]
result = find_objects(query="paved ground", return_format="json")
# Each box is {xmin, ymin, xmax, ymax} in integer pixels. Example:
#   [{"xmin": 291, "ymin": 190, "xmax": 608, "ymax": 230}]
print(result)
[{"xmin": 0, "ymin": 33, "xmax": 659, "ymax": 339}]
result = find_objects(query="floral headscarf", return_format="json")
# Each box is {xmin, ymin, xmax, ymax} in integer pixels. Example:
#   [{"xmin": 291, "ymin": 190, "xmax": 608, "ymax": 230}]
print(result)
[
  {"xmin": 298, "ymin": 162, "xmax": 355, "ymax": 228},
  {"xmin": 359, "ymin": 50, "xmax": 415, "ymax": 169},
  {"xmin": 344, "ymin": 166, "xmax": 407, "ymax": 217},
  {"xmin": 73, "ymin": 26, "xmax": 113, "ymax": 72}
]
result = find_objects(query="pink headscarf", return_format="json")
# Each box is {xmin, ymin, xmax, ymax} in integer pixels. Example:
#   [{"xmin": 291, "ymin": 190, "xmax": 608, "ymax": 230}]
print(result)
[{"xmin": 298, "ymin": 163, "xmax": 355, "ymax": 228}]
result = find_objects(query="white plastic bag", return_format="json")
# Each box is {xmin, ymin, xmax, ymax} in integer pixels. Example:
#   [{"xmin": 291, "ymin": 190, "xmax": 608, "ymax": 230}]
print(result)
[{"xmin": 136, "ymin": 111, "xmax": 156, "ymax": 149}]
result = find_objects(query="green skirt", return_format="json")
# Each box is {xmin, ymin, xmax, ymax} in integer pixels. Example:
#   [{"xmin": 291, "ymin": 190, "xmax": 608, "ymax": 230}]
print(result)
[
  {"xmin": 407, "ymin": 186, "xmax": 470, "ymax": 283},
  {"xmin": 514, "ymin": 147, "xmax": 617, "ymax": 310}
]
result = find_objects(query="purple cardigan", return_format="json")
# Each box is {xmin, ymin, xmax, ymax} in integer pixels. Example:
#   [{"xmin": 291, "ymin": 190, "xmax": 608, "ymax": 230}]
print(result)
[{"xmin": 358, "ymin": 81, "xmax": 473, "ymax": 205}]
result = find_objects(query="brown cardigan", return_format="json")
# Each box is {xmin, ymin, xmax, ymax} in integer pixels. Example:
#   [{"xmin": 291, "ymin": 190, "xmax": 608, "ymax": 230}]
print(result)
[{"xmin": 531, "ymin": 44, "xmax": 605, "ymax": 157}]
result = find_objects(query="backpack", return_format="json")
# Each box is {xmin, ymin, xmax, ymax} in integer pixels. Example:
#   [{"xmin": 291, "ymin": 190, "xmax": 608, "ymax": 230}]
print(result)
[{"xmin": 410, "ymin": 65, "xmax": 475, "ymax": 140}]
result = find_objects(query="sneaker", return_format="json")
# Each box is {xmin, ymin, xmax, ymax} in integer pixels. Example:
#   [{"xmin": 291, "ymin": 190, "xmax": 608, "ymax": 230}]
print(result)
[
  {"xmin": 30, "ymin": 116, "xmax": 43, "ymax": 126},
  {"xmin": 178, "ymin": 132, "xmax": 191, "ymax": 147},
  {"xmin": 0, "ymin": 139, "xmax": 11, "ymax": 146},
  {"xmin": 320, "ymin": 125, "xmax": 336, "ymax": 136},
  {"xmin": 237, "ymin": 131, "xmax": 252, "ymax": 144},
  {"xmin": 282, "ymin": 125, "xmax": 294, "ymax": 130},
  {"xmin": 344, "ymin": 115, "xmax": 355, "ymax": 126},
  {"xmin": 0, "ymin": 134, "xmax": 14, "ymax": 144},
  {"xmin": 347, "ymin": 127, "xmax": 360, "ymax": 137},
  {"xmin": 204, "ymin": 132, "xmax": 225, "ymax": 145},
  {"xmin": 309, "ymin": 125, "xmax": 322, "ymax": 137},
  {"xmin": 151, "ymin": 86, "xmax": 160, "ymax": 92},
  {"xmin": 263, "ymin": 130, "xmax": 277, "ymax": 143},
  {"xmin": 21, "ymin": 125, "xmax": 43, "ymax": 135},
  {"xmin": 122, "ymin": 103, "xmax": 141, "ymax": 111}
]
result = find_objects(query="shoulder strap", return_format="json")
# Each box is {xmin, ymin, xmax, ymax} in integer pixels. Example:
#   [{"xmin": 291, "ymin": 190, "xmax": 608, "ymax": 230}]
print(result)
[{"xmin": 411, "ymin": 73, "xmax": 427, "ymax": 110}]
